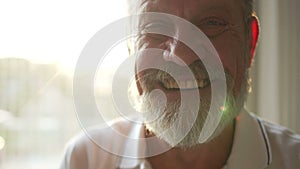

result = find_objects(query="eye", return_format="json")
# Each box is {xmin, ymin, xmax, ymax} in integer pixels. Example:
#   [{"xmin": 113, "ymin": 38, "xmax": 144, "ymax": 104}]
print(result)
[{"xmin": 198, "ymin": 17, "xmax": 228, "ymax": 38}]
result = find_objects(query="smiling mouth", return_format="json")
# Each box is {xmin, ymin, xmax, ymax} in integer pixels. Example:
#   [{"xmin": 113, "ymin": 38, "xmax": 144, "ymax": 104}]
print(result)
[{"xmin": 160, "ymin": 78, "xmax": 210, "ymax": 90}]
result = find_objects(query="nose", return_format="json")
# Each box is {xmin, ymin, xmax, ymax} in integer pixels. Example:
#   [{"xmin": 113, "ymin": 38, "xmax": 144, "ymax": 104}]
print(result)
[{"xmin": 163, "ymin": 38, "xmax": 200, "ymax": 66}]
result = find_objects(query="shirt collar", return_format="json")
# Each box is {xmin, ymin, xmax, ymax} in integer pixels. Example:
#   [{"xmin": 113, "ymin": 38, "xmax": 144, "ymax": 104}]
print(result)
[
  {"xmin": 118, "ymin": 109, "xmax": 272, "ymax": 169},
  {"xmin": 118, "ymin": 122, "xmax": 147, "ymax": 169},
  {"xmin": 226, "ymin": 108, "xmax": 272, "ymax": 169}
]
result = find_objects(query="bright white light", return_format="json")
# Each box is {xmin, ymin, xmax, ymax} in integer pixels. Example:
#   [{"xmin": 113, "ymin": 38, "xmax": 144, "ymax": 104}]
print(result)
[
  {"xmin": 0, "ymin": 0, "xmax": 128, "ymax": 74},
  {"xmin": 0, "ymin": 136, "xmax": 5, "ymax": 150}
]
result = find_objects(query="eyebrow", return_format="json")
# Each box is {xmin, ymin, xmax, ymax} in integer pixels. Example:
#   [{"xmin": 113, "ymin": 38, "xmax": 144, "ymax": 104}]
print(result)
[
  {"xmin": 190, "ymin": 4, "xmax": 232, "ymax": 22},
  {"xmin": 202, "ymin": 4, "xmax": 231, "ymax": 15},
  {"xmin": 139, "ymin": 1, "xmax": 232, "ymax": 21}
]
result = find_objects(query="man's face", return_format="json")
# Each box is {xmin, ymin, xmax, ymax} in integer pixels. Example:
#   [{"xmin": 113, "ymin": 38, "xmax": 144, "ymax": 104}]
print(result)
[{"xmin": 135, "ymin": 0, "xmax": 250, "ymax": 146}]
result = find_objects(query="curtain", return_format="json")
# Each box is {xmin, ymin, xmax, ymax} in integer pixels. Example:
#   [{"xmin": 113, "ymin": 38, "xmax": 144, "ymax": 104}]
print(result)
[{"xmin": 247, "ymin": 0, "xmax": 300, "ymax": 134}]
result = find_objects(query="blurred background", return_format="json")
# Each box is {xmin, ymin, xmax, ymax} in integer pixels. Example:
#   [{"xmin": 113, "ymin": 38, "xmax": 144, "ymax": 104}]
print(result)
[{"xmin": 0, "ymin": 0, "xmax": 299, "ymax": 168}]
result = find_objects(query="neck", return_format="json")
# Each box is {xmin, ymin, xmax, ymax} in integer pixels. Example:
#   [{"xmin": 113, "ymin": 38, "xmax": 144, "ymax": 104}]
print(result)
[{"xmin": 147, "ymin": 119, "xmax": 235, "ymax": 169}]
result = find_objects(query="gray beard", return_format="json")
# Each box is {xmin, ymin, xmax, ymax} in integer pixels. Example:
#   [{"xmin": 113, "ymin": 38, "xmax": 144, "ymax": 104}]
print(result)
[{"xmin": 139, "ymin": 72, "xmax": 248, "ymax": 148}]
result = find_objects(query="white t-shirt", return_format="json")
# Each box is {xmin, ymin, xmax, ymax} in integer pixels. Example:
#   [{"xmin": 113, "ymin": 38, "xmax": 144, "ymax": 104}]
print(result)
[{"xmin": 60, "ymin": 109, "xmax": 300, "ymax": 169}]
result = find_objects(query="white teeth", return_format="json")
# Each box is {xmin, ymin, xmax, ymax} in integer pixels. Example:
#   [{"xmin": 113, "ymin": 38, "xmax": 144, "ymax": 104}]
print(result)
[
  {"xmin": 187, "ymin": 81, "xmax": 194, "ymax": 88},
  {"xmin": 169, "ymin": 80, "xmax": 177, "ymax": 88},
  {"xmin": 199, "ymin": 80, "xmax": 204, "ymax": 88},
  {"xmin": 162, "ymin": 79, "xmax": 209, "ymax": 89}
]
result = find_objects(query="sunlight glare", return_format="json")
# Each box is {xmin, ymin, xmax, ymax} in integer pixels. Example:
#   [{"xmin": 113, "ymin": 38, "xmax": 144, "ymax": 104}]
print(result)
[{"xmin": 0, "ymin": 0, "xmax": 128, "ymax": 75}]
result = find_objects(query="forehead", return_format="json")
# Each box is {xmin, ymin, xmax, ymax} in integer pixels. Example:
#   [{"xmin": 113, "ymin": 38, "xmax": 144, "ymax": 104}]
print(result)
[{"xmin": 138, "ymin": 0, "xmax": 243, "ymax": 20}]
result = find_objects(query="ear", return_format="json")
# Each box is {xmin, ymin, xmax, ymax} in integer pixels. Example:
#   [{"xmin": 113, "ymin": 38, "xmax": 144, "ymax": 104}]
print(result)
[
  {"xmin": 135, "ymin": 65, "xmax": 143, "ymax": 95},
  {"xmin": 248, "ymin": 15, "xmax": 259, "ymax": 67}
]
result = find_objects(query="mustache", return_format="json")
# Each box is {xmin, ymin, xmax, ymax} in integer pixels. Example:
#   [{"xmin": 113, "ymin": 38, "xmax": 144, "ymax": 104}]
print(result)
[
  {"xmin": 138, "ymin": 60, "xmax": 207, "ymax": 81},
  {"xmin": 137, "ymin": 60, "xmax": 232, "ymax": 88}
]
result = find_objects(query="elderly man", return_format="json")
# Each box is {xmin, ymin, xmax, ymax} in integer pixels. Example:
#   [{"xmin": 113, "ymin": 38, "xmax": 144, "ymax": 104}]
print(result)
[{"xmin": 60, "ymin": 0, "xmax": 300, "ymax": 168}]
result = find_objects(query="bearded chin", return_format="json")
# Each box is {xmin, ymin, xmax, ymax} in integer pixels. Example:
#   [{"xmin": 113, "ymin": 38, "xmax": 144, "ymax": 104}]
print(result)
[{"xmin": 140, "ymin": 73, "xmax": 249, "ymax": 148}]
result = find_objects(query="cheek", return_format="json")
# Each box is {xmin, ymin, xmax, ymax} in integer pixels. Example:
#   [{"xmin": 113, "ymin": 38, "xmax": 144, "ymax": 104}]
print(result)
[
  {"xmin": 210, "ymin": 33, "xmax": 247, "ymax": 94},
  {"xmin": 135, "ymin": 36, "xmax": 168, "ymax": 71}
]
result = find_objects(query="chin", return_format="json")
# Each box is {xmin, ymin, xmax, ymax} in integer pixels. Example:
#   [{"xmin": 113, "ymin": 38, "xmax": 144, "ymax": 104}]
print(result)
[{"xmin": 141, "ymin": 88, "xmax": 236, "ymax": 146}]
